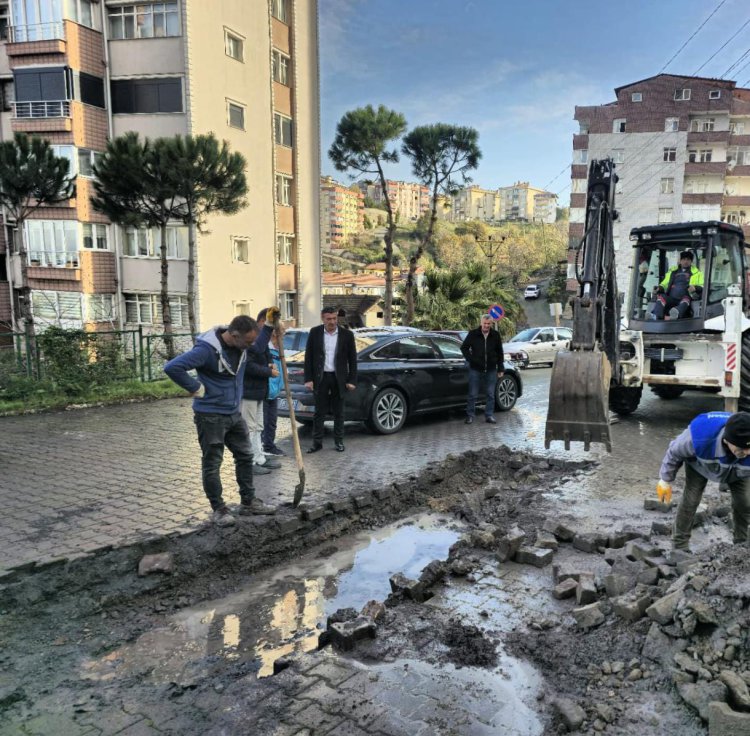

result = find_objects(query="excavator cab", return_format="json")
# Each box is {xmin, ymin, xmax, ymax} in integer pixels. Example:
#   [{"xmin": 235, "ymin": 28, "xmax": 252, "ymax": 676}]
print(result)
[{"xmin": 628, "ymin": 222, "xmax": 746, "ymax": 334}]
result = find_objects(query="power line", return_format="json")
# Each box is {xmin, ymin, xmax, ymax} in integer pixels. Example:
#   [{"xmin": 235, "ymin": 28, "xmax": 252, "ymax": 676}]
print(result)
[
  {"xmin": 721, "ymin": 46, "xmax": 750, "ymax": 78},
  {"xmin": 693, "ymin": 17, "xmax": 750, "ymax": 75},
  {"xmin": 660, "ymin": 0, "xmax": 727, "ymax": 73}
]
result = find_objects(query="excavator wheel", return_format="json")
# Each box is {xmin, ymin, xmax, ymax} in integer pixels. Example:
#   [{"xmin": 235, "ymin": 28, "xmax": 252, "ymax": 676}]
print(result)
[
  {"xmin": 740, "ymin": 331, "xmax": 750, "ymax": 412},
  {"xmin": 609, "ymin": 386, "xmax": 642, "ymax": 415},
  {"xmin": 545, "ymin": 349, "xmax": 612, "ymax": 451},
  {"xmin": 650, "ymin": 385, "xmax": 684, "ymax": 400}
]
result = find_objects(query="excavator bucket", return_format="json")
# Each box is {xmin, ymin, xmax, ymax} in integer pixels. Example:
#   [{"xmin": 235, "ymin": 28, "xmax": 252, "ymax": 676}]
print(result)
[{"xmin": 545, "ymin": 349, "xmax": 612, "ymax": 452}]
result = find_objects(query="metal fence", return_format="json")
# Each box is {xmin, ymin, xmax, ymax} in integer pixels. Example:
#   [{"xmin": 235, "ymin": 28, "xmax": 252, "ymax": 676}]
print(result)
[{"xmin": 0, "ymin": 328, "xmax": 196, "ymax": 385}]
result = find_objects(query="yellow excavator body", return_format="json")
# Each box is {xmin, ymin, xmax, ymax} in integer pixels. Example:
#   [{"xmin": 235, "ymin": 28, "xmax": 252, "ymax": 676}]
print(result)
[{"xmin": 544, "ymin": 348, "xmax": 612, "ymax": 452}]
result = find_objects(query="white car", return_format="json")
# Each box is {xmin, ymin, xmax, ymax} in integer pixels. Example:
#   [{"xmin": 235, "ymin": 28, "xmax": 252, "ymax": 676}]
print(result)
[
  {"xmin": 505, "ymin": 326, "xmax": 573, "ymax": 367},
  {"xmin": 524, "ymin": 284, "xmax": 541, "ymax": 299}
]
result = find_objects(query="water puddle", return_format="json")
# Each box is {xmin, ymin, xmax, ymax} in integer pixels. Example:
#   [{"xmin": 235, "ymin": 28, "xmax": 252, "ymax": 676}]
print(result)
[{"xmin": 81, "ymin": 514, "xmax": 460, "ymax": 681}]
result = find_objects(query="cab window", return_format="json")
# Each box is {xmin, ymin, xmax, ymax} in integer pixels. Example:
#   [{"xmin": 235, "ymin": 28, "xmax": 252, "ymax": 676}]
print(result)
[{"xmin": 708, "ymin": 234, "xmax": 743, "ymax": 304}]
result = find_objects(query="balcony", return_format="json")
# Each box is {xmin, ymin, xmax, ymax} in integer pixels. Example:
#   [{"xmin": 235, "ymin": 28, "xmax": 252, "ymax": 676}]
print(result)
[
  {"xmin": 28, "ymin": 250, "xmax": 79, "ymax": 269},
  {"xmin": 7, "ymin": 22, "xmax": 66, "ymax": 55},
  {"xmin": 686, "ymin": 130, "xmax": 729, "ymax": 144},
  {"xmin": 12, "ymin": 100, "xmax": 72, "ymax": 133},
  {"xmin": 683, "ymin": 161, "xmax": 726, "ymax": 176}
]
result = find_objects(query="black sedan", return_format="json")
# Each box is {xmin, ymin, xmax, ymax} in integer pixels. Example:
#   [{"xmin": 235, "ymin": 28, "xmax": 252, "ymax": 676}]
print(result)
[{"xmin": 277, "ymin": 331, "xmax": 522, "ymax": 434}]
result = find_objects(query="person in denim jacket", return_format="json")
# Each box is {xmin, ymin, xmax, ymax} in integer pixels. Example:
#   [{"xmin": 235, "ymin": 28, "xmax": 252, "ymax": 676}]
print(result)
[{"xmin": 263, "ymin": 332, "xmax": 285, "ymax": 456}]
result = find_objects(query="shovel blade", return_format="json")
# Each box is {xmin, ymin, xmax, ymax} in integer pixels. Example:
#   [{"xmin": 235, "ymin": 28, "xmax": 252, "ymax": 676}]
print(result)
[
  {"xmin": 293, "ymin": 469, "xmax": 306, "ymax": 507},
  {"xmin": 545, "ymin": 349, "xmax": 612, "ymax": 452}
]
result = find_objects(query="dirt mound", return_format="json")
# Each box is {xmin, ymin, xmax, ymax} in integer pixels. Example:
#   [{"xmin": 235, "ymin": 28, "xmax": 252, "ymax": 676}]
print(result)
[{"xmin": 442, "ymin": 619, "xmax": 498, "ymax": 668}]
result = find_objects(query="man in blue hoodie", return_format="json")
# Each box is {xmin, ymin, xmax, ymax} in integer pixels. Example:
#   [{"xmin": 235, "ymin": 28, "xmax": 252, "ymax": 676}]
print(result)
[
  {"xmin": 658, "ymin": 411, "xmax": 750, "ymax": 551},
  {"xmin": 164, "ymin": 311, "xmax": 278, "ymax": 526}
]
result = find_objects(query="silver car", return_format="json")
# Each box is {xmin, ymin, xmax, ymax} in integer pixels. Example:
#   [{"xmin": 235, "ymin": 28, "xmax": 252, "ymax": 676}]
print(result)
[{"xmin": 505, "ymin": 326, "xmax": 572, "ymax": 367}]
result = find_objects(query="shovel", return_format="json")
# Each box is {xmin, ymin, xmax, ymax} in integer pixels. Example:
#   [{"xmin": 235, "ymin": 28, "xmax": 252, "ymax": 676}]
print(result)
[{"xmin": 273, "ymin": 317, "xmax": 306, "ymax": 506}]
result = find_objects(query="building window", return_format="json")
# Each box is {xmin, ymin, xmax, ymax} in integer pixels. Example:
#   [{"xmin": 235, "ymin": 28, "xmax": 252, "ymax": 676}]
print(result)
[
  {"xmin": 272, "ymin": 49, "xmax": 290, "ymax": 85},
  {"xmin": 13, "ymin": 66, "xmax": 68, "ymax": 115},
  {"xmin": 108, "ymin": 2, "xmax": 179, "ymax": 39},
  {"xmin": 122, "ymin": 226, "xmax": 187, "ymax": 258},
  {"xmin": 571, "ymin": 178, "xmax": 587, "ymax": 194},
  {"xmin": 674, "ymin": 88, "xmax": 691, "ymax": 101},
  {"xmin": 86, "ymin": 294, "xmax": 115, "ymax": 322},
  {"xmin": 0, "ymin": 4, "xmax": 9, "ymax": 40},
  {"xmin": 691, "ymin": 118, "xmax": 715, "ymax": 132},
  {"xmin": 280, "ymin": 292, "xmax": 295, "ymax": 320},
  {"xmin": 77, "ymin": 148, "xmax": 102, "ymax": 178},
  {"xmin": 274, "ymin": 112, "xmax": 293, "ymax": 147},
  {"xmin": 730, "ymin": 121, "xmax": 745, "ymax": 135},
  {"xmin": 11, "ymin": 0, "xmax": 63, "ymax": 40},
  {"xmin": 227, "ymin": 100, "xmax": 245, "ymax": 130},
  {"xmin": 658, "ymin": 207, "xmax": 673, "ymax": 224},
  {"xmin": 728, "ymin": 147, "xmax": 750, "ymax": 166},
  {"xmin": 665, "ymin": 117, "xmax": 679, "ymax": 132},
  {"xmin": 611, "ymin": 149, "xmax": 624, "ymax": 164},
  {"xmin": 234, "ymin": 301, "xmax": 251, "ymax": 316},
  {"xmin": 75, "ymin": 71, "xmax": 106, "ymax": 108},
  {"xmin": 233, "ymin": 237, "xmax": 249, "ymax": 263},
  {"xmin": 578, "ymin": 121, "xmax": 589, "ymax": 134},
  {"xmin": 613, "ymin": 118, "xmax": 626, "ymax": 133},
  {"xmin": 124, "ymin": 293, "xmax": 188, "ymax": 326},
  {"xmin": 51, "ymin": 144, "xmax": 76, "ymax": 175},
  {"xmin": 709, "ymin": 89, "xmax": 721, "ymax": 100},
  {"xmin": 277, "ymin": 234, "xmax": 294, "ymax": 263},
  {"xmin": 32, "ymin": 290, "xmax": 82, "ymax": 321},
  {"xmin": 574, "ymin": 149, "xmax": 588, "ymax": 165},
  {"xmin": 631, "ymin": 92, "xmax": 642, "ymax": 102},
  {"xmin": 275, "ymin": 174, "xmax": 292, "ymax": 206},
  {"xmin": 82, "ymin": 223, "xmax": 108, "ymax": 250},
  {"xmin": 689, "ymin": 149, "xmax": 713, "ymax": 163},
  {"xmin": 111, "ymin": 77, "xmax": 183, "ymax": 114},
  {"xmin": 271, "ymin": 0, "xmax": 289, "ymax": 24},
  {"xmin": 663, "ymin": 148, "xmax": 676, "ymax": 162},
  {"xmin": 224, "ymin": 30, "xmax": 244, "ymax": 61},
  {"xmin": 26, "ymin": 219, "xmax": 78, "ymax": 267},
  {"xmin": 660, "ymin": 178, "xmax": 674, "ymax": 194},
  {"xmin": 65, "ymin": 0, "xmax": 98, "ymax": 29}
]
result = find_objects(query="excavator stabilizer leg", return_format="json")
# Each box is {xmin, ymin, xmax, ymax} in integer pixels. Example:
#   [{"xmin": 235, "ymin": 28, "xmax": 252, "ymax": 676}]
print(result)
[{"xmin": 545, "ymin": 349, "xmax": 612, "ymax": 452}]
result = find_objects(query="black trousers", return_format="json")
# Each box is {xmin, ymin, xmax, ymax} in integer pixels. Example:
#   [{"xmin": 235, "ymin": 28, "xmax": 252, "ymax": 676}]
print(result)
[{"xmin": 313, "ymin": 372, "xmax": 344, "ymax": 442}]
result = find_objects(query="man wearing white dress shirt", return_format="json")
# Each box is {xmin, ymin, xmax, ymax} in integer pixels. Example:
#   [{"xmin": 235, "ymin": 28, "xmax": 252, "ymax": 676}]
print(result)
[{"xmin": 303, "ymin": 307, "xmax": 357, "ymax": 453}]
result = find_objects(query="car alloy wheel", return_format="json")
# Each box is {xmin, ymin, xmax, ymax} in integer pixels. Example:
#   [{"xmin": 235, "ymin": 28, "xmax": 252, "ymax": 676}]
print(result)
[
  {"xmin": 495, "ymin": 375, "xmax": 518, "ymax": 411},
  {"xmin": 371, "ymin": 388, "xmax": 406, "ymax": 434}
]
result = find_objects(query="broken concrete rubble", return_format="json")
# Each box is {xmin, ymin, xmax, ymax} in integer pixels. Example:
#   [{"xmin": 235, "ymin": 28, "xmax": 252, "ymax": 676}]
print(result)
[
  {"xmin": 572, "ymin": 602, "xmax": 605, "ymax": 629},
  {"xmin": 496, "ymin": 526, "xmax": 526, "ymax": 563},
  {"xmin": 515, "ymin": 545, "xmax": 553, "ymax": 568}
]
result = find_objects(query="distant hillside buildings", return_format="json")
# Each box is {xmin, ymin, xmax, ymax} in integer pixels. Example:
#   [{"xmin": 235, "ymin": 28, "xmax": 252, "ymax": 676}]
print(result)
[
  {"xmin": 442, "ymin": 182, "xmax": 557, "ymax": 224},
  {"xmin": 320, "ymin": 176, "xmax": 364, "ymax": 247}
]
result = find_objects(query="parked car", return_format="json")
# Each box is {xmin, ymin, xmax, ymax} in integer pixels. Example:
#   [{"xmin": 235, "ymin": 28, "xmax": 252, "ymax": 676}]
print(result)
[
  {"xmin": 277, "ymin": 331, "xmax": 523, "ymax": 434},
  {"xmin": 505, "ymin": 326, "xmax": 572, "ymax": 368},
  {"xmin": 524, "ymin": 284, "xmax": 541, "ymax": 299},
  {"xmin": 282, "ymin": 328, "xmax": 310, "ymax": 354},
  {"xmin": 430, "ymin": 330, "xmax": 469, "ymax": 341}
]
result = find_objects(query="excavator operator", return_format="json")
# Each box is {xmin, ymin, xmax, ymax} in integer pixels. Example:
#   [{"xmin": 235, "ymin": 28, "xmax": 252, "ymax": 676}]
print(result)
[{"xmin": 649, "ymin": 250, "xmax": 704, "ymax": 321}]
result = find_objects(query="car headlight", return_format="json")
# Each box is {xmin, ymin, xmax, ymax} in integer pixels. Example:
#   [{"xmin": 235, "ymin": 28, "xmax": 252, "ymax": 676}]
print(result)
[{"xmin": 510, "ymin": 351, "xmax": 528, "ymax": 361}]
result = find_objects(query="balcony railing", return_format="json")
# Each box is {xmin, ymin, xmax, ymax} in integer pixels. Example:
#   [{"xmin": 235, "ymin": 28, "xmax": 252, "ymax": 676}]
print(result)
[
  {"xmin": 9, "ymin": 22, "xmax": 65, "ymax": 42},
  {"xmin": 13, "ymin": 100, "xmax": 70, "ymax": 119},
  {"xmin": 28, "ymin": 251, "xmax": 79, "ymax": 268}
]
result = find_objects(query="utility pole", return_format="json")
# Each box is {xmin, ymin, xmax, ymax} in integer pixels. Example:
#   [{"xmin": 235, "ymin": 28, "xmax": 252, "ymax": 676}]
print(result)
[{"xmin": 475, "ymin": 234, "xmax": 506, "ymax": 275}]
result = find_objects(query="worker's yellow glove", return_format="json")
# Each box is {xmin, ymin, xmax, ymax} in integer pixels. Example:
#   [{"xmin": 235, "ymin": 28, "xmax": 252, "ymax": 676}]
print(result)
[
  {"xmin": 656, "ymin": 480, "xmax": 672, "ymax": 504},
  {"xmin": 266, "ymin": 306, "xmax": 281, "ymax": 324}
]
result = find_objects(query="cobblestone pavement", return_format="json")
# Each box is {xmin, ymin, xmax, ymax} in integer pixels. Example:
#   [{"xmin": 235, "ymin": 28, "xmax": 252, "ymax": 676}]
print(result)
[{"xmin": 0, "ymin": 369, "xmax": 722, "ymax": 574}]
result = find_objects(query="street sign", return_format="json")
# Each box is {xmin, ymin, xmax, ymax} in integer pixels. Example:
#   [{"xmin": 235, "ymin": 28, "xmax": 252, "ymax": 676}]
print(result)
[{"xmin": 488, "ymin": 304, "xmax": 504, "ymax": 320}]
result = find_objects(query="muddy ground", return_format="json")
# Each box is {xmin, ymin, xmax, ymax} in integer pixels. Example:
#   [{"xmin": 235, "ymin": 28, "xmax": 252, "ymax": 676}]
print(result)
[{"xmin": 1, "ymin": 446, "xmax": 746, "ymax": 735}]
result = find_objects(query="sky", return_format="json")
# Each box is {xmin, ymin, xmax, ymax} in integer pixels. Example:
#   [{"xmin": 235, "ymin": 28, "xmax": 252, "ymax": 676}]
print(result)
[{"xmin": 318, "ymin": 0, "xmax": 750, "ymax": 197}]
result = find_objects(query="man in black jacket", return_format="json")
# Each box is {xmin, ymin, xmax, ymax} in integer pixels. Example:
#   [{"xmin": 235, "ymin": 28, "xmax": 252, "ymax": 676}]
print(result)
[
  {"xmin": 460, "ymin": 315, "xmax": 504, "ymax": 424},
  {"xmin": 304, "ymin": 307, "xmax": 358, "ymax": 452}
]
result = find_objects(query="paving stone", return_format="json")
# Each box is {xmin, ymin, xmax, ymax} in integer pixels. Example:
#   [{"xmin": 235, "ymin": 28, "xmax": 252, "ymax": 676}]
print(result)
[
  {"xmin": 535, "ymin": 531, "xmax": 559, "ymax": 550},
  {"xmin": 515, "ymin": 546, "xmax": 553, "ymax": 567},
  {"xmin": 542, "ymin": 519, "xmax": 576, "ymax": 542},
  {"xmin": 604, "ymin": 572, "xmax": 636, "ymax": 597},
  {"xmin": 678, "ymin": 681, "xmax": 728, "ymax": 722},
  {"xmin": 137, "ymin": 552, "xmax": 173, "ymax": 577},
  {"xmin": 651, "ymin": 520, "xmax": 673, "ymax": 536},
  {"xmin": 644, "ymin": 499, "xmax": 675, "ymax": 513},
  {"xmin": 720, "ymin": 670, "xmax": 750, "ymax": 710},
  {"xmin": 611, "ymin": 593, "xmax": 652, "ymax": 622},
  {"xmin": 572, "ymin": 602, "xmax": 605, "ymax": 629},
  {"xmin": 575, "ymin": 574, "xmax": 597, "ymax": 605},
  {"xmin": 572, "ymin": 532, "xmax": 606, "ymax": 553},
  {"xmin": 553, "ymin": 578, "xmax": 578, "ymax": 600},
  {"xmin": 299, "ymin": 505, "xmax": 332, "ymax": 522},
  {"xmin": 646, "ymin": 589, "xmax": 683, "ymax": 625},
  {"xmin": 496, "ymin": 526, "xmax": 526, "ymax": 562},
  {"xmin": 328, "ymin": 617, "xmax": 377, "ymax": 651},
  {"xmin": 389, "ymin": 573, "xmax": 429, "ymax": 602}
]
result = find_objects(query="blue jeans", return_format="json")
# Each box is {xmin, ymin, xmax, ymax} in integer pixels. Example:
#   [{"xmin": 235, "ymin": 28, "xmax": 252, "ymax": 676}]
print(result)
[{"xmin": 467, "ymin": 369, "xmax": 497, "ymax": 418}]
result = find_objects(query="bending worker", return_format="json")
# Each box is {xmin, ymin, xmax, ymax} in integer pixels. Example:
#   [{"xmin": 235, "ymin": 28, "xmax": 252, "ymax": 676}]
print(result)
[
  {"xmin": 650, "ymin": 250, "xmax": 703, "ymax": 320},
  {"xmin": 658, "ymin": 411, "xmax": 750, "ymax": 551}
]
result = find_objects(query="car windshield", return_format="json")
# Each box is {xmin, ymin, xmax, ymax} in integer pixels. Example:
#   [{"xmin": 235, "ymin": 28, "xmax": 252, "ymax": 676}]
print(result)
[{"xmin": 510, "ymin": 328, "xmax": 538, "ymax": 342}]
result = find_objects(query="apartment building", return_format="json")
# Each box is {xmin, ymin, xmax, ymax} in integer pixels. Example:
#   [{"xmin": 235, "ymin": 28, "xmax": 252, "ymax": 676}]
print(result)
[
  {"xmin": 569, "ymin": 73, "xmax": 750, "ymax": 289},
  {"xmin": 320, "ymin": 175, "xmax": 364, "ymax": 248},
  {"xmin": 438, "ymin": 182, "xmax": 556, "ymax": 224},
  {"xmin": 0, "ymin": 0, "xmax": 321, "ymax": 335},
  {"xmin": 357, "ymin": 179, "xmax": 429, "ymax": 222}
]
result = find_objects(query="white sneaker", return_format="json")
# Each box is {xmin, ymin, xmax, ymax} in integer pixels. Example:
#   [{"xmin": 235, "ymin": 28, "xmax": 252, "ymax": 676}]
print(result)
[{"xmin": 668, "ymin": 307, "xmax": 680, "ymax": 320}]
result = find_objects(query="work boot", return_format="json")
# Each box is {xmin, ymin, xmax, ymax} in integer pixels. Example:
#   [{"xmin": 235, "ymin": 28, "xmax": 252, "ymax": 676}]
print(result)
[
  {"xmin": 253, "ymin": 464, "xmax": 272, "ymax": 475},
  {"xmin": 465, "ymin": 416, "xmax": 474, "ymax": 425},
  {"xmin": 212, "ymin": 506, "xmax": 236, "ymax": 527},
  {"xmin": 258, "ymin": 457, "xmax": 282, "ymax": 469},
  {"xmin": 668, "ymin": 307, "xmax": 680, "ymax": 320},
  {"xmin": 486, "ymin": 416, "xmax": 497, "ymax": 424},
  {"xmin": 264, "ymin": 445, "xmax": 286, "ymax": 456},
  {"xmin": 239, "ymin": 498, "xmax": 276, "ymax": 516}
]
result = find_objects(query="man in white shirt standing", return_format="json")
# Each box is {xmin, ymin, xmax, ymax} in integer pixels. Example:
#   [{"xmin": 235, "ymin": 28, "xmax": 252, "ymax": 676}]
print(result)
[{"xmin": 304, "ymin": 307, "xmax": 358, "ymax": 453}]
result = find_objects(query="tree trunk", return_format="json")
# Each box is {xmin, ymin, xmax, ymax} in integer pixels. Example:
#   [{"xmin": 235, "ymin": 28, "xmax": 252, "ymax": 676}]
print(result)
[
  {"xmin": 376, "ymin": 161, "xmax": 395, "ymax": 326},
  {"xmin": 159, "ymin": 221, "xmax": 175, "ymax": 359},
  {"xmin": 404, "ymin": 192, "xmax": 438, "ymax": 325},
  {"xmin": 187, "ymin": 219, "xmax": 197, "ymax": 343},
  {"xmin": 15, "ymin": 223, "xmax": 38, "ymax": 374}
]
